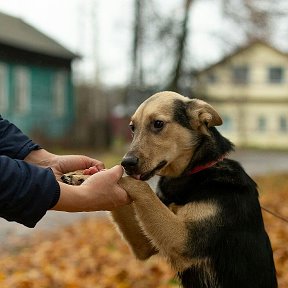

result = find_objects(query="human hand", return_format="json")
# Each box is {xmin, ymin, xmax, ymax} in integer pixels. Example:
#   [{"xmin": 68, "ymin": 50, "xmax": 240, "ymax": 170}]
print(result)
[
  {"xmin": 24, "ymin": 149, "xmax": 104, "ymax": 180},
  {"xmin": 53, "ymin": 165, "xmax": 131, "ymax": 212},
  {"xmin": 48, "ymin": 154, "xmax": 104, "ymax": 180}
]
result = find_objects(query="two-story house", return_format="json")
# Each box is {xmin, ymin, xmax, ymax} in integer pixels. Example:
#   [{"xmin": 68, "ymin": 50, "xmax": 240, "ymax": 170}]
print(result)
[
  {"xmin": 0, "ymin": 11, "xmax": 77, "ymax": 142},
  {"xmin": 195, "ymin": 41, "xmax": 288, "ymax": 149}
]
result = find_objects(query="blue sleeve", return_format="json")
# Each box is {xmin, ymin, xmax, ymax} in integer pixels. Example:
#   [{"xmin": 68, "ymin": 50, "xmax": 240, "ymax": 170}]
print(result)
[
  {"xmin": 0, "ymin": 156, "xmax": 60, "ymax": 228},
  {"xmin": 0, "ymin": 116, "xmax": 40, "ymax": 159}
]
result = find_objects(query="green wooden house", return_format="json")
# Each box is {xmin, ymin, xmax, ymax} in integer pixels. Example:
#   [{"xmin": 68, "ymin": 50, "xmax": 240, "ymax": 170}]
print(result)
[{"xmin": 0, "ymin": 11, "xmax": 78, "ymax": 140}]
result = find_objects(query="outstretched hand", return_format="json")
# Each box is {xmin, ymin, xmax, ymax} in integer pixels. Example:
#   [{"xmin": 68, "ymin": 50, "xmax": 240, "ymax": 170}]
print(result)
[
  {"xmin": 24, "ymin": 149, "xmax": 104, "ymax": 180},
  {"xmin": 48, "ymin": 154, "xmax": 105, "ymax": 180},
  {"xmin": 24, "ymin": 149, "xmax": 131, "ymax": 211}
]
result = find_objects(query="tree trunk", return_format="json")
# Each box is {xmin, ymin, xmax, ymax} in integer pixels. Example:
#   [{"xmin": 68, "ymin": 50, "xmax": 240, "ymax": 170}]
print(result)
[{"xmin": 168, "ymin": 0, "xmax": 193, "ymax": 92}]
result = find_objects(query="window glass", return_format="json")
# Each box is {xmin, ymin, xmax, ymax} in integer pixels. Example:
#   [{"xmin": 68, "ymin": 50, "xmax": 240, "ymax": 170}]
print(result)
[
  {"xmin": 257, "ymin": 116, "xmax": 267, "ymax": 132},
  {"xmin": 220, "ymin": 115, "xmax": 233, "ymax": 131},
  {"xmin": 0, "ymin": 63, "xmax": 8, "ymax": 112},
  {"xmin": 231, "ymin": 66, "xmax": 249, "ymax": 84},
  {"xmin": 279, "ymin": 115, "xmax": 288, "ymax": 132},
  {"xmin": 268, "ymin": 67, "xmax": 284, "ymax": 83},
  {"xmin": 14, "ymin": 66, "xmax": 30, "ymax": 114},
  {"xmin": 53, "ymin": 71, "xmax": 67, "ymax": 117},
  {"xmin": 206, "ymin": 73, "xmax": 217, "ymax": 84}
]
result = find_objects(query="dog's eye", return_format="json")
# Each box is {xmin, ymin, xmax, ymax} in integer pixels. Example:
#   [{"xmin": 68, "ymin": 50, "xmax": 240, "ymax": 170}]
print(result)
[{"xmin": 153, "ymin": 120, "xmax": 164, "ymax": 130}]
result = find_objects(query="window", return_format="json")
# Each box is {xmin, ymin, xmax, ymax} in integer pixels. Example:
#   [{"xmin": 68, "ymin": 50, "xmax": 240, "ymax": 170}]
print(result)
[
  {"xmin": 232, "ymin": 66, "xmax": 249, "ymax": 84},
  {"xmin": 268, "ymin": 67, "xmax": 284, "ymax": 83},
  {"xmin": 257, "ymin": 116, "xmax": 267, "ymax": 132},
  {"xmin": 220, "ymin": 115, "xmax": 233, "ymax": 131},
  {"xmin": 206, "ymin": 73, "xmax": 217, "ymax": 84},
  {"xmin": 0, "ymin": 63, "xmax": 9, "ymax": 112},
  {"xmin": 279, "ymin": 116, "xmax": 288, "ymax": 132},
  {"xmin": 53, "ymin": 71, "xmax": 67, "ymax": 117},
  {"xmin": 14, "ymin": 66, "xmax": 30, "ymax": 114}
]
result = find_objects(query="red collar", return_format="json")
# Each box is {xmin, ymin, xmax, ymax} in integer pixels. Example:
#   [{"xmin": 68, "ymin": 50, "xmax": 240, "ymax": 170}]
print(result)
[{"xmin": 186, "ymin": 155, "xmax": 226, "ymax": 176}]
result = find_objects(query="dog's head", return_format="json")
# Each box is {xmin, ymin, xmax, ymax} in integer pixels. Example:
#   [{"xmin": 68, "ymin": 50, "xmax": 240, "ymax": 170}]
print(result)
[{"xmin": 121, "ymin": 91, "xmax": 222, "ymax": 180}]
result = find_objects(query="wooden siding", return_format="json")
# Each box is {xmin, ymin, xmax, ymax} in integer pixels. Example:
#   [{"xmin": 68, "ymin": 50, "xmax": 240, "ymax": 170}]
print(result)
[
  {"xmin": 0, "ymin": 61, "xmax": 74, "ymax": 139},
  {"xmin": 195, "ymin": 42, "xmax": 288, "ymax": 149}
]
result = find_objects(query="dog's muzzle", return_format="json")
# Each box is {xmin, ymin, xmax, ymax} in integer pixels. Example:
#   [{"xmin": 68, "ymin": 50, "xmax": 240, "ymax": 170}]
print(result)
[
  {"xmin": 121, "ymin": 154, "xmax": 167, "ymax": 181},
  {"xmin": 121, "ymin": 154, "xmax": 139, "ymax": 175}
]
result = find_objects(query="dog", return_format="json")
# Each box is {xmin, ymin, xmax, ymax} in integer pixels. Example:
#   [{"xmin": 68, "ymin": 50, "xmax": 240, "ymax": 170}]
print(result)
[{"xmin": 63, "ymin": 91, "xmax": 277, "ymax": 287}]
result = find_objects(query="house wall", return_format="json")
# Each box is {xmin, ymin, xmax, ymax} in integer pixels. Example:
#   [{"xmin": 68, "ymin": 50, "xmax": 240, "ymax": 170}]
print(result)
[
  {"xmin": 0, "ymin": 60, "xmax": 74, "ymax": 140},
  {"xmin": 199, "ymin": 43, "xmax": 288, "ymax": 101},
  {"xmin": 196, "ymin": 43, "xmax": 288, "ymax": 149},
  {"xmin": 216, "ymin": 102, "xmax": 288, "ymax": 148}
]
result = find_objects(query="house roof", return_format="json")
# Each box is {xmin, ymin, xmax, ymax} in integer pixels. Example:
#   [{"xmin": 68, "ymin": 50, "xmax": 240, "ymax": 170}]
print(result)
[
  {"xmin": 196, "ymin": 40, "xmax": 288, "ymax": 75},
  {"xmin": 0, "ymin": 11, "xmax": 78, "ymax": 59}
]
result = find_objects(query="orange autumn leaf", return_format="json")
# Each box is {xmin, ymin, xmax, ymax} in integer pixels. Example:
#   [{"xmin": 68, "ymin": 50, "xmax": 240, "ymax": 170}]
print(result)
[{"xmin": 0, "ymin": 173, "xmax": 287, "ymax": 287}]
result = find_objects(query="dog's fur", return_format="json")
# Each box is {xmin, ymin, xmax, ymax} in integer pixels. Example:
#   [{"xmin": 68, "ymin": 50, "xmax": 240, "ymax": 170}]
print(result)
[
  {"xmin": 113, "ymin": 91, "xmax": 277, "ymax": 287},
  {"xmin": 63, "ymin": 91, "xmax": 277, "ymax": 287}
]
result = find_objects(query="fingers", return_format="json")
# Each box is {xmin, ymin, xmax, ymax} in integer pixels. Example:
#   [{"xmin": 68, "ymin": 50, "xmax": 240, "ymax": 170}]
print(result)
[
  {"xmin": 83, "ymin": 166, "xmax": 104, "ymax": 175},
  {"xmin": 83, "ymin": 165, "xmax": 124, "ymax": 178},
  {"xmin": 53, "ymin": 156, "xmax": 105, "ymax": 176},
  {"xmin": 84, "ymin": 157, "xmax": 105, "ymax": 170},
  {"xmin": 108, "ymin": 165, "xmax": 124, "ymax": 181},
  {"xmin": 80, "ymin": 164, "xmax": 131, "ymax": 210},
  {"xmin": 82, "ymin": 165, "xmax": 124, "ymax": 186}
]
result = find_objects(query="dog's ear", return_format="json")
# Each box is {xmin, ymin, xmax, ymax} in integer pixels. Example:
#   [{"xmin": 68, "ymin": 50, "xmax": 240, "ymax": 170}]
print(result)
[{"xmin": 187, "ymin": 99, "xmax": 222, "ymax": 135}]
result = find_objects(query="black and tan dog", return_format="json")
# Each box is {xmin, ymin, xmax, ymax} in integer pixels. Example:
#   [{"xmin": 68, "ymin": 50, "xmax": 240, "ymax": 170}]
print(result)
[{"xmin": 63, "ymin": 91, "xmax": 277, "ymax": 288}]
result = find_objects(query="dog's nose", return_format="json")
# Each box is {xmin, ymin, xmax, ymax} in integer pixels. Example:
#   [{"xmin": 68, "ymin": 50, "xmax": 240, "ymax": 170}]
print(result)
[{"xmin": 121, "ymin": 155, "xmax": 139, "ymax": 170}]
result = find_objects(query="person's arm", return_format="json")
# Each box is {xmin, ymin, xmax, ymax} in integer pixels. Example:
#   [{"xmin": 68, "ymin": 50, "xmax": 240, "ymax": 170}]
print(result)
[
  {"xmin": 0, "ymin": 116, "xmax": 40, "ymax": 159},
  {"xmin": 0, "ymin": 155, "xmax": 130, "ymax": 227},
  {"xmin": 24, "ymin": 150, "xmax": 130, "ymax": 211},
  {"xmin": 0, "ymin": 116, "xmax": 130, "ymax": 227},
  {"xmin": 0, "ymin": 155, "xmax": 60, "ymax": 228}
]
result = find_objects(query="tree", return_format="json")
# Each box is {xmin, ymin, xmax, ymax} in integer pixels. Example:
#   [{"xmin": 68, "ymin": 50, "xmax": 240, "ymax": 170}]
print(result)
[
  {"xmin": 131, "ymin": 0, "xmax": 144, "ymax": 89},
  {"xmin": 127, "ymin": 0, "xmax": 195, "ymax": 97},
  {"xmin": 167, "ymin": 0, "xmax": 193, "ymax": 92},
  {"xmin": 222, "ymin": 0, "xmax": 287, "ymax": 44}
]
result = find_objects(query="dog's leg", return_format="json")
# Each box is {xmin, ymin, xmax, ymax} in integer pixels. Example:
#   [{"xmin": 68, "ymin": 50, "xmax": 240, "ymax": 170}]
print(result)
[
  {"xmin": 119, "ymin": 177, "xmax": 190, "ymax": 271},
  {"xmin": 111, "ymin": 205, "xmax": 158, "ymax": 260}
]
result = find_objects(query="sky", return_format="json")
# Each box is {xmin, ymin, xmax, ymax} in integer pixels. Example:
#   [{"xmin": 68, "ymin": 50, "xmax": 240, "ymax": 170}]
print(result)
[{"xmin": 0, "ymin": 0, "xmax": 227, "ymax": 86}]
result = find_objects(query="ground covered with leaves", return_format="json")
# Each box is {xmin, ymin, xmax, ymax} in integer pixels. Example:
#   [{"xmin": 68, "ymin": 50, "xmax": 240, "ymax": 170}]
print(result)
[
  {"xmin": 0, "ymin": 174, "xmax": 287, "ymax": 288},
  {"xmin": 255, "ymin": 174, "xmax": 288, "ymax": 287}
]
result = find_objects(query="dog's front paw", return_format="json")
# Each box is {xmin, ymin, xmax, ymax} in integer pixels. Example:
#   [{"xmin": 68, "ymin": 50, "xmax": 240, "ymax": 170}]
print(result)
[
  {"xmin": 119, "ymin": 176, "xmax": 153, "ymax": 200},
  {"xmin": 61, "ymin": 171, "xmax": 89, "ymax": 185}
]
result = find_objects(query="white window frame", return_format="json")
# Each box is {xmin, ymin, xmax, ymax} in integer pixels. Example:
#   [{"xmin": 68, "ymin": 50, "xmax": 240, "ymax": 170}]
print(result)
[
  {"xmin": 0, "ymin": 63, "xmax": 9, "ymax": 113},
  {"xmin": 53, "ymin": 71, "xmax": 67, "ymax": 117},
  {"xmin": 14, "ymin": 66, "xmax": 31, "ymax": 114}
]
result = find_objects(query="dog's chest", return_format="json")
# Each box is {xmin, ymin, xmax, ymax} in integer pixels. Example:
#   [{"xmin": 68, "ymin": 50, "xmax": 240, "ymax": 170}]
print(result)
[{"xmin": 156, "ymin": 176, "xmax": 200, "ymax": 206}]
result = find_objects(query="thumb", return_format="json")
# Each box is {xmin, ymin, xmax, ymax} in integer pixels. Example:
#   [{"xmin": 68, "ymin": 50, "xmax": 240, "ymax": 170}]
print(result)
[{"xmin": 108, "ymin": 165, "xmax": 124, "ymax": 181}]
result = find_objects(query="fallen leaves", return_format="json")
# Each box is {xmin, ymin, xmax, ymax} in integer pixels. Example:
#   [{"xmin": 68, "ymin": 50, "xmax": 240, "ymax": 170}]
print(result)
[
  {"xmin": 256, "ymin": 173, "xmax": 288, "ymax": 288},
  {"xmin": 0, "ymin": 217, "xmax": 178, "ymax": 288},
  {"xmin": 0, "ymin": 173, "xmax": 287, "ymax": 287}
]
